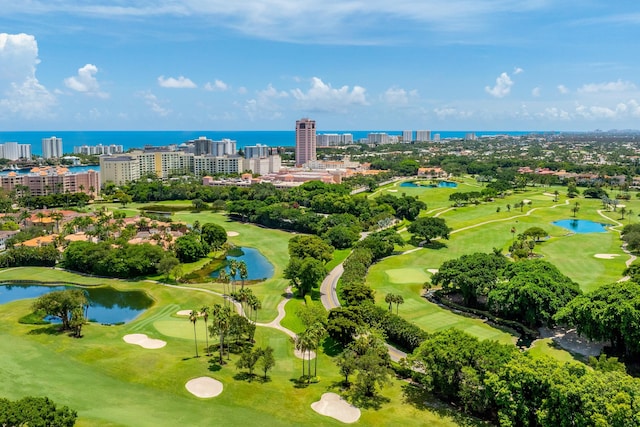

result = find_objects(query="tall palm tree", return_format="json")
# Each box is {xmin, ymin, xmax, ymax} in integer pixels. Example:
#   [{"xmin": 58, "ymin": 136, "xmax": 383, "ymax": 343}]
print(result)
[
  {"xmin": 218, "ymin": 269, "xmax": 230, "ymax": 304},
  {"xmin": 50, "ymin": 211, "xmax": 63, "ymax": 233},
  {"xmin": 229, "ymin": 260, "xmax": 239, "ymax": 295},
  {"xmin": 293, "ymin": 333, "xmax": 312, "ymax": 379},
  {"xmin": 201, "ymin": 306, "xmax": 210, "ymax": 356},
  {"xmin": 385, "ymin": 293, "xmax": 394, "ymax": 312},
  {"xmin": 307, "ymin": 322, "xmax": 326, "ymax": 377},
  {"xmin": 394, "ymin": 294, "xmax": 404, "ymax": 314},
  {"xmin": 211, "ymin": 304, "xmax": 231, "ymax": 364},
  {"xmin": 238, "ymin": 261, "xmax": 248, "ymax": 290},
  {"xmin": 189, "ymin": 309, "xmax": 199, "ymax": 358}
]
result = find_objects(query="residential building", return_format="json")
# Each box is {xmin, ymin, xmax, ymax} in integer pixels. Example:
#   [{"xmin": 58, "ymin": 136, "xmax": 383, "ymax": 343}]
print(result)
[
  {"xmin": 0, "ymin": 142, "xmax": 31, "ymax": 160},
  {"xmin": 42, "ymin": 136, "xmax": 64, "ymax": 159},
  {"xmin": 244, "ymin": 144, "xmax": 270, "ymax": 159},
  {"xmin": 316, "ymin": 133, "xmax": 354, "ymax": 147},
  {"xmin": 295, "ymin": 118, "xmax": 316, "ymax": 167},
  {"xmin": 0, "ymin": 167, "xmax": 100, "ymax": 196},
  {"xmin": 367, "ymin": 133, "xmax": 389, "ymax": 144},
  {"xmin": 402, "ymin": 130, "xmax": 414, "ymax": 143},
  {"xmin": 73, "ymin": 144, "xmax": 124, "ymax": 156},
  {"xmin": 181, "ymin": 137, "xmax": 237, "ymax": 156},
  {"xmin": 100, "ymin": 155, "xmax": 141, "ymax": 186},
  {"xmin": 416, "ymin": 130, "xmax": 431, "ymax": 142}
]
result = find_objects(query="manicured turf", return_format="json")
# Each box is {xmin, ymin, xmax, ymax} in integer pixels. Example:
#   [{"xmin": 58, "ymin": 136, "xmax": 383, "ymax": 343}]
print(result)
[{"xmin": 0, "ymin": 269, "xmax": 478, "ymax": 426}]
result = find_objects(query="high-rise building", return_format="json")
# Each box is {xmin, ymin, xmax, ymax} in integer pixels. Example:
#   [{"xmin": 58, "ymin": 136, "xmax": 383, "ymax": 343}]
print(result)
[
  {"xmin": 402, "ymin": 130, "xmax": 413, "ymax": 143},
  {"xmin": 0, "ymin": 142, "xmax": 31, "ymax": 160},
  {"xmin": 295, "ymin": 118, "xmax": 316, "ymax": 167},
  {"xmin": 416, "ymin": 130, "xmax": 431, "ymax": 142},
  {"xmin": 42, "ymin": 136, "xmax": 63, "ymax": 159}
]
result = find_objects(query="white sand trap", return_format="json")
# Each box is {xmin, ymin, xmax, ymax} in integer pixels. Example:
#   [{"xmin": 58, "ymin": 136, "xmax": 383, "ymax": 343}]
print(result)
[
  {"xmin": 123, "ymin": 334, "xmax": 166, "ymax": 349},
  {"xmin": 227, "ymin": 231, "xmax": 239, "ymax": 236},
  {"xmin": 427, "ymin": 269, "xmax": 439, "ymax": 274},
  {"xmin": 185, "ymin": 377, "xmax": 223, "ymax": 398},
  {"xmin": 522, "ymin": 199, "xmax": 531, "ymax": 204},
  {"xmin": 294, "ymin": 349, "xmax": 316, "ymax": 359},
  {"xmin": 617, "ymin": 204, "xmax": 626, "ymax": 208},
  {"xmin": 176, "ymin": 309, "xmax": 192, "ymax": 316},
  {"xmin": 594, "ymin": 253, "xmax": 620, "ymax": 259},
  {"xmin": 311, "ymin": 393, "xmax": 361, "ymax": 424},
  {"xmin": 387, "ymin": 189, "xmax": 398, "ymax": 192}
]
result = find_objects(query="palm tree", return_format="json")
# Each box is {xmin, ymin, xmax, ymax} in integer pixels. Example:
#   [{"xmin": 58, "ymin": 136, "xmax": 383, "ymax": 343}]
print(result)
[
  {"xmin": 572, "ymin": 201, "xmax": 580, "ymax": 218},
  {"xmin": 218, "ymin": 269, "xmax": 230, "ymax": 303},
  {"xmin": 229, "ymin": 260, "xmax": 239, "ymax": 295},
  {"xmin": 385, "ymin": 293, "xmax": 394, "ymax": 312},
  {"xmin": 50, "ymin": 211, "xmax": 63, "ymax": 233},
  {"xmin": 394, "ymin": 294, "xmax": 404, "ymax": 314},
  {"xmin": 238, "ymin": 261, "xmax": 248, "ymax": 290},
  {"xmin": 293, "ymin": 333, "xmax": 313, "ymax": 380},
  {"xmin": 211, "ymin": 304, "xmax": 231, "ymax": 364},
  {"xmin": 553, "ymin": 190, "xmax": 559, "ymax": 203},
  {"xmin": 201, "ymin": 306, "xmax": 210, "ymax": 356},
  {"xmin": 307, "ymin": 322, "xmax": 326, "ymax": 377},
  {"xmin": 189, "ymin": 309, "xmax": 199, "ymax": 358}
]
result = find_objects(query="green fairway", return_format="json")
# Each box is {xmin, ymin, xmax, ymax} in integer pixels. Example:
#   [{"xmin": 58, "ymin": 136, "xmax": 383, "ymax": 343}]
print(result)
[{"xmin": 0, "ymin": 268, "xmax": 478, "ymax": 427}]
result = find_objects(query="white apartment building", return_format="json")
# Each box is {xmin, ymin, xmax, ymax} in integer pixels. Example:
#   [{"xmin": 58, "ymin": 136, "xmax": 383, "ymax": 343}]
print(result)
[
  {"xmin": 402, "ymin": 130, "xmax": 414, "ymax": 143},
  {"xmin": 367, "ymin": 133, "xmax": 389, "ymax": 144},
  {"xmin": 316, "ymin": 133, "xmax": 354, "ymax": 147},
  {"xmin": 416, "ymin": 130, "xmax": 431, "ymax": 142},
  {"xmin": 42, "ymin": 136, "xmax": 64, "ymax": 159},
  {"xmin": 73, "ymin": 144, "xmax": 124, "ymax": 156},
  {"xmin": 0, "ymin": 142, "xmax": 31, "ymax": 160}
]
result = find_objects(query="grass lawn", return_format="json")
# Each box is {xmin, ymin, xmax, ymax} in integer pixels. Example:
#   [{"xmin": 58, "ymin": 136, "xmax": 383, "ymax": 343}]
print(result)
[{"xmin": 0, "ymin": 269, "xmax": 479, "ymax": 427}]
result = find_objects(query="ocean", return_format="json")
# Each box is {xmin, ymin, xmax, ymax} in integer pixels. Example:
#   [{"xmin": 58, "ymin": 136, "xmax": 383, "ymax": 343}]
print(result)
[{"xmin": 0, "ymin": 130, "xmax": 537, "ymax": 156}]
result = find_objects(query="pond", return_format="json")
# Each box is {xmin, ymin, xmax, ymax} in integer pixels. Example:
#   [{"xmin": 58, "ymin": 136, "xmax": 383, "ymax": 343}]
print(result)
[
  {"xmin": 400, "ymin": 181, "xmax": 458, "ymax": 188},
  {"xmin": 0, "ymin": 284, "xmax": 153, "ymax": 324},
  {"xmin": 552, "ymin": 219, "xmax": 610, "ymax": 233},
  {"xmin": 211, "ymin": 247, "xmax": 274, "ymax": 282}
]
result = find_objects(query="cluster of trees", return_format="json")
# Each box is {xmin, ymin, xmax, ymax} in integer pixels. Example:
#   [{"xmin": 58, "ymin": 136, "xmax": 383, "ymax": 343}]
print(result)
[
  {"xmin": 63, "ymin": 241, "xmax": 167, "ymax": 278},
  {"xmin": 0, "ymin": 245, "xmax": 59, "ymax": 268},
  {"xmin": 407, "ymin": 217, "xmax": 451, "ymax": 245},
  {"xmin": 19, "ymin": 192, "xmax": 92, "ymax": 209},
  {"xmin": 622, "ymin": 223, "xmax": 640, "ymax": 252},
  {"xmin": 410, "ymin": 328, "xmax": 640, "ymax": 426},
  {"xmin": 509, "ymin": 226, "xmax": 549, "ymax": 259},
  {"xmin": 284, "ymin": 235, "xmax": 332, "ymax": 297},
  {"xmin": 32, "ymin": 289, "xmax": 88, "ymax": 337},
  {"xmin": 432, "ymin": 254, "xmax": 581, "ymax": 329},
  {"xmin": 335, "ymin": 332, "xmax": 392, "ymax": 398},
  {"xmin": 236, "ymin": 346, "xmax": 276, "ymax": 380},
  {"xmin": 0, "ymin": 396, "xmax": 77, "ymax": 427},
  {"xmin": 449, "ymin": 188, "xmax": 502, "ymax": 207}
]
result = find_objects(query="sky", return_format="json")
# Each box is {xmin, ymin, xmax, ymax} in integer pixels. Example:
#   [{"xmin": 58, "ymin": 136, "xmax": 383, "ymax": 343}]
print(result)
[{"xmin": 1, "ymin": 1, "xmax": 640, "ymax": 132}]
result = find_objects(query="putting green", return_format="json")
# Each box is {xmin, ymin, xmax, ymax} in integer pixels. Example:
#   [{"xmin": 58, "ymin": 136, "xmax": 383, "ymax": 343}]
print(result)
[
  {"xmin": 154, "ymin": 319, "xmax": 198, "ymax": 340},
  {"xmin": 386, "ymin": 268, "xmax": 430, "ymax": 284}
]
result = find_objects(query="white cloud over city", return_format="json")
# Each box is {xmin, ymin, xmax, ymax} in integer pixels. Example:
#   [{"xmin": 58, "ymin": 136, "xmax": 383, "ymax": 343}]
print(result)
[
  {"xmin": 64, "ymin": 64, "xmax": 109, "ymax": 98},
  {"xmin": 158, "ymin": 76, "xmax": 197, "ymax": 89}
]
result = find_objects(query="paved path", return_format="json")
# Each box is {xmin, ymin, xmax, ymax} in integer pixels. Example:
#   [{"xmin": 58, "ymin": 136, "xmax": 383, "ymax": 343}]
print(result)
[
  {"xmin": 596, "ymin": 209, "xmax": 637, "ymax": 280},
  {"xmin": 255, "ymin": 286, "xmax": 296, "ymax": 338},
  {"xmin": 320, "ymin": 264, "xmax": 344, "ymax": 311}
]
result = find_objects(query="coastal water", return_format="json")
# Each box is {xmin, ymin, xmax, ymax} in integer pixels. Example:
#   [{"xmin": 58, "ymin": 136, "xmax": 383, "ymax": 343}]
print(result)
[{"xmin": 0, "ymin": 130, "xmax": 536, "ymax": 156}]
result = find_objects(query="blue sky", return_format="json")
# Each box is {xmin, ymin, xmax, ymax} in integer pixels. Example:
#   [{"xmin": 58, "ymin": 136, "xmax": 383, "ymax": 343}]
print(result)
[{"xmin": 1, "ymin": 1, "xmax": 640, "ymax": 131}]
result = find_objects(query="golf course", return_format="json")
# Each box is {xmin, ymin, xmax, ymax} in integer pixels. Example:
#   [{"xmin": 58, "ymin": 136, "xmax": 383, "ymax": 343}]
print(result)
[{"xmin": 0, "ymin": 177, "xmax": 635, "ymax": 426}]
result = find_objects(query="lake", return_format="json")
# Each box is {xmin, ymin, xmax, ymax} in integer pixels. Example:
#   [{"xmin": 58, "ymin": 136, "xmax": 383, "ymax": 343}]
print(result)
[
  {"xmin": 552, "ymin": 219, "xmax": 609, "ymax": 233},
  {"xmin": 211, "ymin": 247, "xmax": 274, "ymax": 281},
  {"xmin": 0, "ymin": 284, "xmax": 152, "ymax": 324}
]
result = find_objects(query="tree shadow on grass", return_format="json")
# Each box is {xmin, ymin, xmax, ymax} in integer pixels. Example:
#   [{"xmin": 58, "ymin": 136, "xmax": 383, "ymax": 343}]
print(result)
[
  {"xmin": 208, "ymin": 360, "xmax": 223, "ymax": 372},
  {"xmin": 233, "ymin": 372, "xmax": 253, "ymax": 382},
  {"xmin": 401, "ymin": 383, "xmax": 489, "ymax": 426},
  {"xmin": 27, "ymin": 326, "xmax": 65, "ymax": 336},
  {"xmin": 350, "ymin": 392, "xmax": 390, "ymax": 410},
  {"xmin": 290, "ymin": 378, "xmax": 311, "ymax": 389},
  {"xmin": 322, "ymin": 337, "xmax": 343, "ymax": 357}
]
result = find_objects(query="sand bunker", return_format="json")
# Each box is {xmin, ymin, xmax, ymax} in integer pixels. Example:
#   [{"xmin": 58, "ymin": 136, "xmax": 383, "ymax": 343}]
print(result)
[
  {"xmin": 123, "ymin": 333, "xmax": 166, "ymax": 349},
  {"xmin": 227, "ymin": 231, "xmax": 239, "ymax": 237},
  {"xmin": 387, "ymin": 189, "xmax": 398, "ymax": 192},
  {"xmin": 294, "ymin": 349, "xmax": 316, "ymax": 360},
  {"xmin": 185, "ymin": 377, "xmax": 223, "ymax": 398},
  {"xmin": 176, "ymin": 310, "xmax": 192, "ymax": 316},
  {"xmin": 427, "ymin": 269, "xmax": 439, "ymax": 274},
  {"xmin": 594, "ymin": 253, "xmax": 620, "ymax": 259},
  {"xmin": 311, "ymin": 393, "xmax": 361, "ymax": 424}
]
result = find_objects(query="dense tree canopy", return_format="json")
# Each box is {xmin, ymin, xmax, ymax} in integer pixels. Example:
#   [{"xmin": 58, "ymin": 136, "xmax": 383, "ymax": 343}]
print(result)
[
  {"xmin": 32, "ymin": 289, "xmax": 88, "ymax": 331},
  {"xmin": 200, "ymin": 223, "xmax": 227, "ymax": 250},
  {"xmin": 0, "ymin": 396, "xmax": 77, "ymax": 427},
  {"xmin": 408, "ymin": 217, "xmax": 451, "ymax": 244},
  {"xmin": 555, "ymin": 281, "xmax": 640, "ymax": 355},
  {"xmin": 63, "ymin": 241, "xmax": 165, "ymax": 278}
]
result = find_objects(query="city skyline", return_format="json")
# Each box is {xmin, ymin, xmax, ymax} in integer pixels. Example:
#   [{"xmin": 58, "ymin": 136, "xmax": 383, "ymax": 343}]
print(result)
[{"xmin": 1, "ymin": 2, "xmax": 640, "ymax": 131}]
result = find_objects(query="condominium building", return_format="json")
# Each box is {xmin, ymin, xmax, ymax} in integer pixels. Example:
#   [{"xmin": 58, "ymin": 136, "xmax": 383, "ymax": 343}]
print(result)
[
  {"xmin": 73, "ymin": 144, "xmax": 124, "ymax": 156},
  {"xmin": 42, "ymin": 136, "xmax": 64, "ymax": 159},
  {"xmin": 402, "ymin": 130, "xmax": 414, "ymax": 143},
  {"xmin": 295, "ymin": 118, "xmax": 316, "ymax": 167},
  {"xmin": 182, "ymin": 137, "xmax": 237, "ymax": 156},
  {"xmin": 367, "ymin": 133, "xmax": 389, "ymax": 144},
  {"xmin": 244, "ymin": 144, "xmax": 270, "ymax": 159},
  {"xmin": 416, "ymin": 130, "xmax": 431, "ymax": 142},
  {"xmin": 0, "ymin": 167, "xmax": 99, "ymax": 196},
  {"xmin": 316, "ymin": 133, "xmax": 354, "ymax": 147},
  {"xmin": 0, "ymin": 142, "xmax": 31, "ymax": 160},
  {"xmin": 100, "ymin": 149, "xmax": 281, "ymax": 186}
]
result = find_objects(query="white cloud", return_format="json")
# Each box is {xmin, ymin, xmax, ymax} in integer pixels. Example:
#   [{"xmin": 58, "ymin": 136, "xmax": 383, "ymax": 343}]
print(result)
[
  {"xmin": 485, "ymin": 72, "xmax": 514, "ymax": 98},
  {"xmin": 433, "ymin": 107, "xmax": 473, "ymax": 120},
  {"xmin": 577, "ymin": 79, "xmax": 636, "ymax": 94},
  {"xmin": 244, "ymin": 84, "xmax": 288, "ymax": 121},
  {"xmin": 539, "ymin": 107, "xmax": 570, "ymax": 120},
  {"xmin": 532, "ymin": 87, "xmax": 541, "ymax": 97},
  {"xmin": 237, "ymin": 86, "xmax": 247, "ymax": 94},
  {"xmin": 0, "ymin": 33, "xmax": 56, "ymax": 119},
  {"xmin": 204, "ymin": 79, "xmax": 228, "ymax": 91},
  {"xmin": 64, "ymin": 63, "xmax": 108, "ymax": 98},
  {"xmin": 4, "ymin": 1, "xmax": 551, "ymax": 44},
  {"xmin": 157, "ymin": 75, "xmax": 197, "ymax": 89},
  {"xmin": 382, "ymin": 87, "xmax": 418, "ymax": 106},
  {"xmin": 514, "ymin": 67, "xmax": 524, "ymax": 75},
  {"xmin": 557, "ymin": 85, "xmax": 569, "ymax": 94},
  {"xmin": 291, "ymin": 77, "xmax": 367, "ymax": 112},
  {"xmin": 139, "ymin": 91, "xmax": 171, "ymax": 116}
]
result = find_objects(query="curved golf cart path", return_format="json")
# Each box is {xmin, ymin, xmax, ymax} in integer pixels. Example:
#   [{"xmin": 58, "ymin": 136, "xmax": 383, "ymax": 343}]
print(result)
[
  {"xmin": 595, "ymin": 209, "xmax": 637, "ymax": 280},
  {"xmin": 320, "ymin": 198, "xmax": 580, "ymax": 362}
]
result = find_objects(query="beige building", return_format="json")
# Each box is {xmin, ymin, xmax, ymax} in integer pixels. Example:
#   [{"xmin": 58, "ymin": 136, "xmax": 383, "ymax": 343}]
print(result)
[
  {"xmin": 295, "ymin": 118, "xmax": 316, "ymax": 167},
  {"xmin": 0, "ymin": 167, "xmax": 99, "ymax": 197}
]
